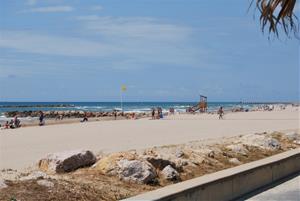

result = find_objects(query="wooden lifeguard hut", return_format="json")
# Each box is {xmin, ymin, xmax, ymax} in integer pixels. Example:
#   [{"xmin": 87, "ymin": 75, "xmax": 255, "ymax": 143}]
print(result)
[{"xmin": 199, "ymin": 95, "xmax": 207, "ymax": 113}]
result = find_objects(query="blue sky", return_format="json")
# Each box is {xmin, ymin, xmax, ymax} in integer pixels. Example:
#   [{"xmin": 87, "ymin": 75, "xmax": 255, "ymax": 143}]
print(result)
[{"xmin": 0, "ymin": 0, "xmax": 299, "ymax": 102}]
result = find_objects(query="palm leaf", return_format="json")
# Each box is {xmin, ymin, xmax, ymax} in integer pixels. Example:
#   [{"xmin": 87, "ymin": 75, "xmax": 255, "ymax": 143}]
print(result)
[{"xmin": 252, "ymin": 0, "xmax": 299, "ymax": 38}]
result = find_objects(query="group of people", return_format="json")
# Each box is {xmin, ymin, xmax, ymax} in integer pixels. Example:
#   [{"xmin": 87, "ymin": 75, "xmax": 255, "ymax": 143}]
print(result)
[
  {"xmin": 1, "ymin": 116, "xmax": 21, "ymax": 129},
  {"xmin": 151, "ymin": 107, "xmax": 163, "ymax": 120}
]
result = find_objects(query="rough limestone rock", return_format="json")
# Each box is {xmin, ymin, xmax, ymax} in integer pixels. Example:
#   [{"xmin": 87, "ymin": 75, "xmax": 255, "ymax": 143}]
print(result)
[
  {"xmin": 226, "ymin": 144, "xmax": 248, "ymax": 156},
  {"xmin": 161, "ymin": 165, "xmax": 180, "ymax": 181},
  {"xmin": 285, "ymin": 132, "xmax": 300, "ymax": 141},
  {"xmin": 20, "ymin": 171, "xmax": 48, "ymax": 181},
  {"xmin": 229, "ymin": 158, "xmax": 242, "ymax": 165},
  {"xmin": 93, "ymin": 152, "xmax": 137, "ymax": 175},
  {"xmin": 37, "ymin": 179, "xmax": 54, "ymax": 188},
  {"xmin": 0, "ymin": 169, "xmax": 21, "ymax": 181},
  {"xmin": 294, "ymin": 140, "xmax": 300, "ymax": 145},
  {"xmin": 117, "ymin": 159, "xmax": 157, "ymax": 184},
  {"xmin": 175, "ymin": 150, "xmax": 185, "ymax": 158},
  {"xmin": 38, "ymin": 150, "xmax": 96, "ymax": 173},
  {"xmin": 146, "ymin": 157, "xmax": 177, "ymax": 170},
  {"xmin": 193, "ymin": 148, "xmax": 215, "ymax": 158},
  {"xmin": 190, "ymin": 155, "xmax": 206, "ymax": 166},
  {"xmin": 238, "ymin": 134, "xmax": 281, "ymax": 150},
  {"xmin": 0, "ymin": 178, "xmax": 8, "ymax": 189}
]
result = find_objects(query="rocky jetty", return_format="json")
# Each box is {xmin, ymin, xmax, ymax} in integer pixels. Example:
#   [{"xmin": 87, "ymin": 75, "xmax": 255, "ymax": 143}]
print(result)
[
  {"xmin": 0, "ymin": 104, "xmax": 74, "ymax": 108},
  {"xmin": 4, "ymin": 110, "xmax": 149, "ymax": 119}
]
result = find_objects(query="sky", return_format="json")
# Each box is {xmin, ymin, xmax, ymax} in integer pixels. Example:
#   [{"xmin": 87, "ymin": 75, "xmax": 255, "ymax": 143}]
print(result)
[{"xmin": 0, "ymin": 0, "xmax": 299, "ymax": 102}]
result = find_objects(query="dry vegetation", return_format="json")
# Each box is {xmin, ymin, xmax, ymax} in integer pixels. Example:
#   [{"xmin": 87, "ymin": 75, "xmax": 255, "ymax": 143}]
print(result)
[{"xmin": 1, "ymin": 131, "xmax": 299, "ymax": 201}]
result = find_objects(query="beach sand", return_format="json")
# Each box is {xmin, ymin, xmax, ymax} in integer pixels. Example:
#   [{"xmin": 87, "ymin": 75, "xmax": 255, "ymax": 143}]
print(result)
[{"xmin": 0, "ymin": 106, "xmax": 299, "ymax": 170}]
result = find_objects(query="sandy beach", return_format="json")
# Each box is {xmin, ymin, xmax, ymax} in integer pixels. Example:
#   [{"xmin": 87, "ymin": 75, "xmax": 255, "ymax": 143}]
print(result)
[{"xmin": 0, "ymin": 107, "xmax": 299, "ymax": 170}]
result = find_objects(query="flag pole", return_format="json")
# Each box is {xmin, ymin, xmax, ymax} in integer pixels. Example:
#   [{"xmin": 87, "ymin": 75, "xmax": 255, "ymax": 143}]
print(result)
[
  {"xmin": 121, "ymin": 90, "xmax": 123, "ymax": 111},
  {"xmin": 120, "ymin": 85, "xmax": 126, "ymax": 112}
]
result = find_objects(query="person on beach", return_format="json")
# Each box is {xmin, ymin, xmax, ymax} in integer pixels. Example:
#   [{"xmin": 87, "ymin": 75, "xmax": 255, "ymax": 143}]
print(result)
[
  {"xmin": 157, "ymin": 107, "xmax": 163, "ymax": 119},
  {"xmin": 169, "ymin": 107, "xmax": 175, "ymax": 115},
  {"xmin": 4, "ymin": 121, "xmax": 9, "ymax": 129},
  {"xmin": 81, "ymin": 113, "xmax": 88, "ymax": 122},
  {"xmin": 9, "ymin": 119, "xmax": 15, "ymax": 128},
  {"xmin": 114, "ymin": 110, "xmax": 117, "ymax": 120},
  {"xmin": 218, "ymin": 107, "xmax": 224, "ymax": 119},
  {"xmin": 14, "ymin": 116, "xmax": 21, "ymax": 128},
  {"xmin": 39, "ymin": 111, "xmax": 45, "ymax": 126},
  {"xmin": 159, "ymin": 108, "xmax": 163, "ymax": 119},
  {"xmin": 151, "ymin": 108, "xmax": 155, "ymax": 120}
]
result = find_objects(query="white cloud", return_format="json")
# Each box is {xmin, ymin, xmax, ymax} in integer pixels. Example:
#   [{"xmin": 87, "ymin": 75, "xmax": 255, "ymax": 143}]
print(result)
[
  {"xmin": 23, "ymin": 6, "xmax": 74, "ymax": 13},
  {"xmin": 0, "ymin": 17, "xmax": 202, "ymax": 69},
  {"xmin": 0, "ymin": 31, "xmax": 121, "ymax": 57},
  {"xmin": 76, "ymin": 16, "xmax": 191, "ymax": 42}
]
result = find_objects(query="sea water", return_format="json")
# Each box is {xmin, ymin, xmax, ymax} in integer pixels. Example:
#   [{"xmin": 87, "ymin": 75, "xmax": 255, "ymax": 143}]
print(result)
[{"xmin": 0, "ymin": 101, "xmax": 260, "ymax": 117}]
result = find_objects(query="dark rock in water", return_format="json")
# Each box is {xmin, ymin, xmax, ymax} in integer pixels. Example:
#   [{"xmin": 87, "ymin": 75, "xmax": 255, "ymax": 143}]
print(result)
[{"xmin": 4, "ymin": 110, "xmax": 149, "ymax": 119}]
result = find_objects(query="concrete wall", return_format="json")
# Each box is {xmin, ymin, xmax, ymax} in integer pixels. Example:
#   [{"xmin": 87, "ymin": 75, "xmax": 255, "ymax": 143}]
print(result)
[{"xmin": 123, "ymin": 148, "xmax": 300, "ymax": 201}]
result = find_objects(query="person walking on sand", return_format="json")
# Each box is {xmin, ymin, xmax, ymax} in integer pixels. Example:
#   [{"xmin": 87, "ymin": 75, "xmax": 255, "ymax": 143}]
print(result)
[
  {"xmin": 81, "ymin": 113, "xmax": 88, "ymax": 122},
  {"xmin": 218, "ymin": 107, "xmax": 224, "ymax": 119},
  {"xmin": 39, "ymin": 111, "xmax": 45, "ymax": 126}
]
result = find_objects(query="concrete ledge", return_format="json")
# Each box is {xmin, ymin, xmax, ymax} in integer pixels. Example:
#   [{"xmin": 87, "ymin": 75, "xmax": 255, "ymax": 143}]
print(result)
[{"xmin": 123, "ymin": 148, "xmax": 300, "ymax": 201}]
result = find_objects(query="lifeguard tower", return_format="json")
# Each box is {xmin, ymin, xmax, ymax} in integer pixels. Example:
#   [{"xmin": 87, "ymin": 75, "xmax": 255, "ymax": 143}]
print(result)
[
  {"xmin": 199, "ymin": 95, "xmax": 207, "ymax": 113},
  {"xmin": 186, "ymin": 95, "xmax": 208, "ymax": 113}
]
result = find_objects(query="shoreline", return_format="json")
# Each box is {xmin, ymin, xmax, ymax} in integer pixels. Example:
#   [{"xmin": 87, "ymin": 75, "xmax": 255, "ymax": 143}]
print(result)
[{"xmin": 0, "ymin": 103, "xmax": 298, "ymax": 128}]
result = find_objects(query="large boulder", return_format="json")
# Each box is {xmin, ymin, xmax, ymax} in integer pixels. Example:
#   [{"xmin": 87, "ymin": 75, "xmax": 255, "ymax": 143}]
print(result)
[
  {"xmin": 93, "ymin": 152, "xmax": 137, "ymax": 175},
  {"xmin": 117, "ymin": 159, "xmax": 157, "ymax": 184},
  {"xmin": 161, "ymin": 165, "xmax": 180, "ymax": 181},
  {"xmin": 38, "ymin": 150, "xmax": 96, "ymax": 173}
]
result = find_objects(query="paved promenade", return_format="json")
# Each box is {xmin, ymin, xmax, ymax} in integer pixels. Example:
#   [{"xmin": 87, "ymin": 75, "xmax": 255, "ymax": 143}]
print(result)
[{"xmin": 245, "ymin": 175, "xmax": 300, "ymax": 201}]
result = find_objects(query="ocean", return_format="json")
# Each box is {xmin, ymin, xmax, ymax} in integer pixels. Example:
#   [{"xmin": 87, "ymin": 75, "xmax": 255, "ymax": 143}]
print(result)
[{"xmin": 0, "ymin": 102, "xmax": 258, "ymax": 116}]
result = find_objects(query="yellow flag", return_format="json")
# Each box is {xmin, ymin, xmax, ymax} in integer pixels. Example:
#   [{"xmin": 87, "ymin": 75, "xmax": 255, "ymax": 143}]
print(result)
[{"xmin": 121, "ymin": 85, "xmax": 127, "ymax": 92}]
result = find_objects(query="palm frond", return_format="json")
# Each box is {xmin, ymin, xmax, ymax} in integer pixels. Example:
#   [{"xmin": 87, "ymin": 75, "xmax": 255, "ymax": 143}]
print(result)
[{"xmin": 253, "ymin": 0, "xmax": 299, "ymax": 38}]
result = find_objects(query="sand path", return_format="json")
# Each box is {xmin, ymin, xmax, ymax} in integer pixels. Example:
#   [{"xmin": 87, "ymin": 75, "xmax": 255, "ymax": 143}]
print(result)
[{"xmin": 0, "ymin": 109, "xmax": 299, "ymax": 170}]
